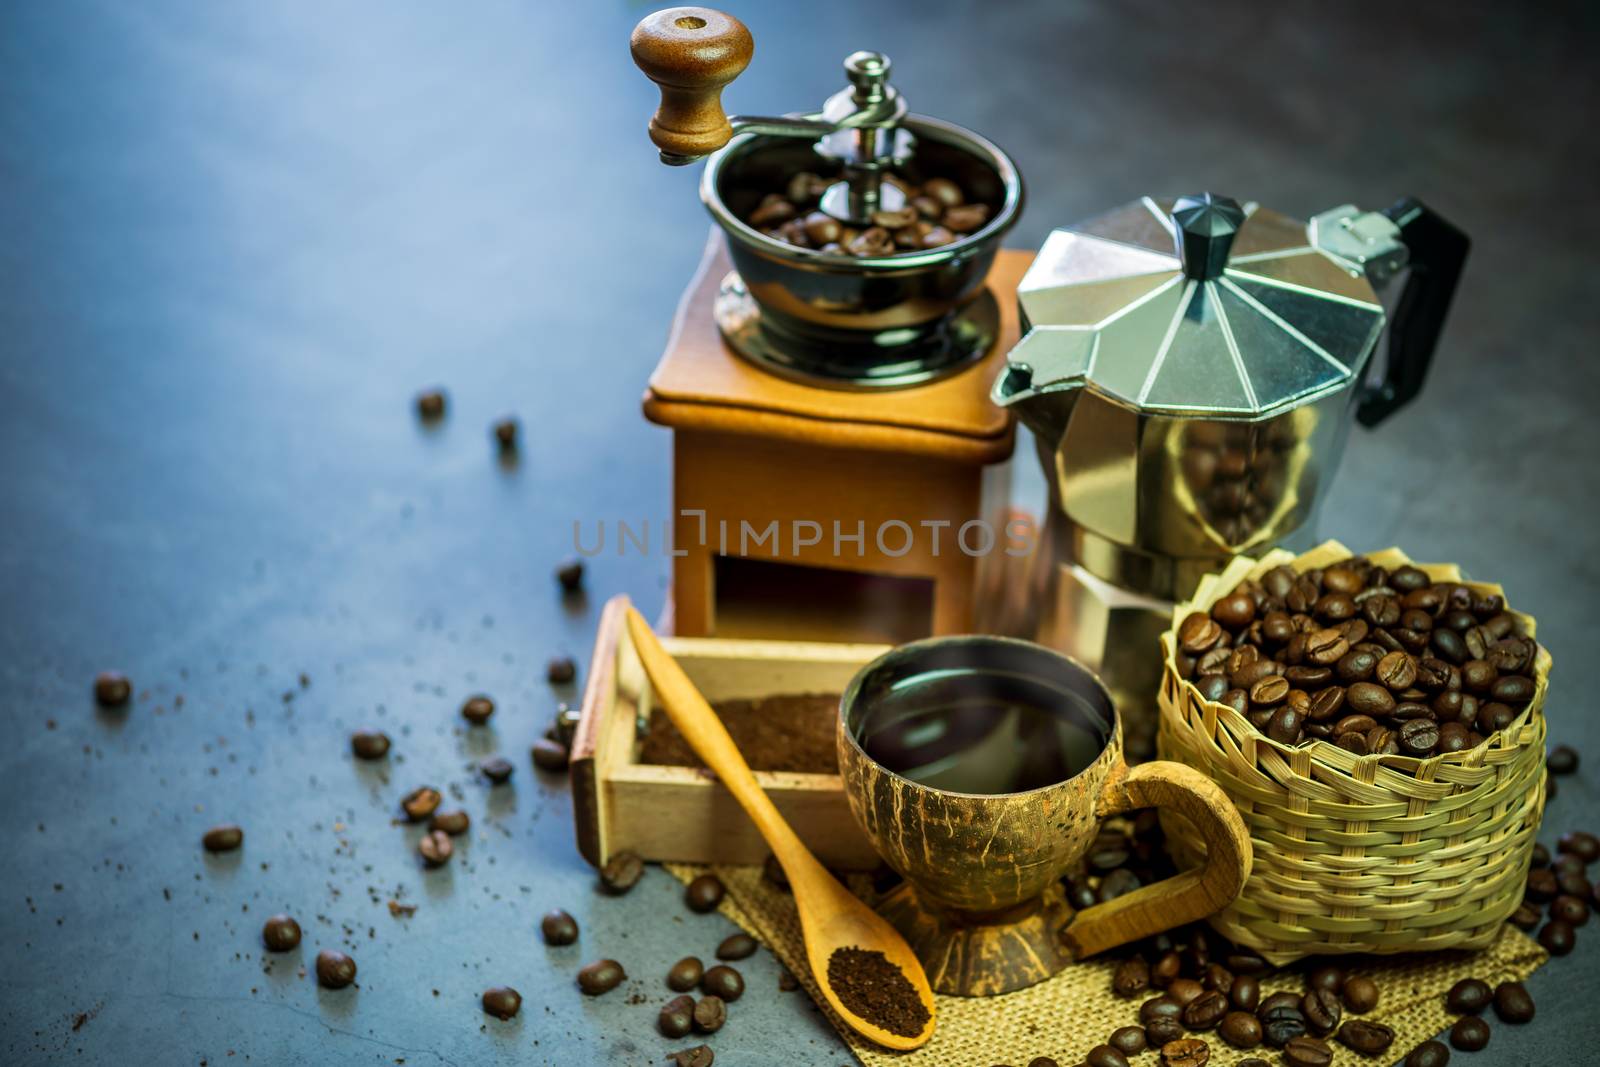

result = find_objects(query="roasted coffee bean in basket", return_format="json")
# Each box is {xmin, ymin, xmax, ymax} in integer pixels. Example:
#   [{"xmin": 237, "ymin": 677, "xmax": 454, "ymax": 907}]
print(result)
[{"xmin": 1157, "ymin": 541, "xmax": 1550, "ymax": 964}]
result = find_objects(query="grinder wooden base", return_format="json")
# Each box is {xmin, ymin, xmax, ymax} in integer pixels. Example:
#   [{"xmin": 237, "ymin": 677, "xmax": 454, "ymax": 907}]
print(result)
[
  {"xmin": 877, "ymin": 880, "xmax": 1075, "ymax": 996},
  {"xmin": 643, "ymin": 231, "xmax": 1027, "ymax": 643}
]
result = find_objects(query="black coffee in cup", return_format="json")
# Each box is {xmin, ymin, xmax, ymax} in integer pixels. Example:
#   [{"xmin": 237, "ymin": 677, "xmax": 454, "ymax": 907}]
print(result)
[{"xmin": 849, "ymin": 643, "xmax": 1110, "ymax": 794}]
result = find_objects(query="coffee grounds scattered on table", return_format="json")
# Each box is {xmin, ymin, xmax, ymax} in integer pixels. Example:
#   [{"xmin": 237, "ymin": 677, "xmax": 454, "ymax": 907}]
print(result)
[
  {"xmin": 640, "ymin": 693, "xmax": 839, "ymax": 774},
  {"xmin": 827, "ymin": 946, "xmax": 930, "ymax": 1038}
]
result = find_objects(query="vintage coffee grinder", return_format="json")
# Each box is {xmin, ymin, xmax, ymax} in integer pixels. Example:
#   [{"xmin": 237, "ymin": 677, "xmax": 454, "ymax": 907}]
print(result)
[
  {"xmin": 995, "ymin": 193, "xmax": 1469, "ymax": 746},
  {"xmin": 629, "ymin": 8, "xmax": 1027, "ymax": 642}
]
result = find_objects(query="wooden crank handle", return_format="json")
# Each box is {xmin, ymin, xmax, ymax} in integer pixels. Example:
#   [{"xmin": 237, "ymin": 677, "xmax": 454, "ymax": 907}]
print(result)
[
  {"xmin": 629, "ymin": 7, "xmax": 754, "ymax": 160},
  {"xmin": 1061, "ymin": 760, "xmax": 1253, "ymax": 960}
]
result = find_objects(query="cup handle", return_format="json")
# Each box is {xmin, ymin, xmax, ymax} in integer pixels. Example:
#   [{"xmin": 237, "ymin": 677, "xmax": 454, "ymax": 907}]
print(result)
[{"xmin": 1060, "ymin": 759, "xmax": 1253, "ymax": 960}]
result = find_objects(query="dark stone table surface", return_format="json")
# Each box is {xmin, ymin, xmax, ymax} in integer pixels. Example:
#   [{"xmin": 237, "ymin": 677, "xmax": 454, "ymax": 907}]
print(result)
[{"xmin": 2, "ymin": 1, "xmax": 1596, "ymax": 1064}]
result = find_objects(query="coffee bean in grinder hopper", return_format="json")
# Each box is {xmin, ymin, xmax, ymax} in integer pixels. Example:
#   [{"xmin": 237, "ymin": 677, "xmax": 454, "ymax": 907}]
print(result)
[
  {"xmin": 630, "ymin": 6, "xmax": 1022, "ymax": 389},
  {"xmin": 994, "ymin": 192, "xmax": 1469, "ymax": 752}
]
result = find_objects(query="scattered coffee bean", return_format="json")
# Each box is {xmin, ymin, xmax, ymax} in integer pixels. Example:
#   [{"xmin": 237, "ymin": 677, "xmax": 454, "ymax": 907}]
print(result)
[
  {"xmin": 482, "ymin": 985, "xmax": 521, "ymax": 1020},
  {"xmin": 778, "ymin": 969, "xmax": 799, "ymax": 992},
  {"xmin": 492, "ymin": 417, "xmax": 517, "ymax": 451},
  {"xmin": 685, "ymin": 873, "xmax": 725, "ymax": 913},
  {"xmin": 1551, "ymin": 893, "xmax": 1590, "ymax": 925},
  {"xmin": 419, "ymin": 829, "xmax": 453, "ymax": 867},
  {"xmin": 532, "ymin": 738, "xmax": 570, "ymax": 771},
  {"xmin": 1167, "ymin": 977, "xmax": 1204, "ymax": 1007},
  {"xmin": 577, "ymin": 958, "xmax": 626, "ymax": 995},
  {"xmin": 1230, "ymin": 973, "xmax": 1260, "ymax": 1012},
  {"xmin": 1113, "ymin": 958, "xmax": 1150, "ymax": 997},
  {"xmin": 1341, "ymin": 974, "xmax": 1378, "ymax": 1013},
  {"xmin": 1548, "ymin": 744, "xmax": 1580, "ymax": 775},
  {"xmin": 763, "ymin": 853, "xmax": 789, "ymax": 891},
  {"xmin": 659, "ymin": 994, "xmax": 694, "ymax": 1037},
  {"xmin": 1218, "ymin": 1010, "xmax": 1261, "ymax": 1048},
  {"xmin": 1538, "ymin": 918, "xmax": 1575, "ymax": 955},
  {"xmin": 1446, "ymin": 977, "xmax": 1491, "ymax": 1014},
  {"xmin": 1151, "ymin": 952, "xmax": 1181, "ymax": 988},
  {"xmin": 1448, "ymin": 1015, "xmax": 1489, "ymax": 1051},
  {"xmin": 1260, "ymin": 1004, "xmax": 1307, "ymax": 1047},
  {"xmin": 461, "ymin": 695, "xmax": 495, "ymax": 724},
  {"xmin": 1559, "ymin": 830, "xmax": 1600, "ymax": 862},
  {"xmin": 1526, "ymin": 867, "xmax": 1559, "ymax": 901},
  {"xmin": 666, "ymin": 1045, "xmax": 713, "ymax": 1067},
  {"xmin": 1182, "ymin": 990, "xmax": 1228, "ymax": 1030},
  {"xmin": 555, "ymin": 557, "xmax": 584, "ymax": 593},
  {"xmin": 541, "ymin": 909, "xmax": 578, "ymax": 946},
  {"xmin": 1300, "ymin": 988, "xmax": 1341, "ymax": 1035},
  {"xmin": 1336, "ymin": 1018, "xmax": 1394, "ymax": 1055},
  {"xmin": 202, "ymin": 824, "xmax": 243, "ymax": 853},
  {"xmin": 1028, "ymin": 1058, "xmax": 1060, "ymax": 1067},
  {"xmin": 431, "ymin": 809, "xmax": 469, "ymax": 836},
  {"xmin": 480, "ymin": 756, "xmax": 514, "ymax": 784},
  {"xmin": 598, "ymin": 851, "xmax": 644, "ymax": 894},
  {"xmin": 1260, "ymin": 990, "xmax": 1303, "ymax": 1015},
  {"xmin": 1282, "ymin": 1035, "xmax": 1333, "ymax": 1067},
  {"xmin": 94, "ymin": 671, "xmax": 132, "ymax": 707},
  {"xmin": 546, "ymin": 656, "xmax": 577, "ymax": 684},
  {"xmin": 1405, "ymin": 1039, "xmax": 1451, "ymax": 1067},
  {"xmin": 1235, "ymin": 1061, "xmax": 1270, "ymax": 1067},
  {"xmin": 1141, "ymin": 994, "xmax": 1182, "ymax": 1026},
  {"xmin": 416, "ymin": 389, "xmax": 445, "ymax": 419},
  {"xmin": 1085, "ymin": 1045, "xmax": 1128, "ymax": 1067},
  {"xmin": 667, "ymin": 956, "xmax": 704, "ymax": 992},
  {"xmin": 350, "ymin": 729, "xmax": 390, "ymax": 759},
  {"xmin": 401, "ymin": 786, "xmax": 441, "ymax": 822},
  {"xmin": 1510, "ymin": 901, "xmax": 1542, "ymax": 930},
  {"xmin": 1492, "ymin": 980, "xmax": 1534, "ymax": 1023},
  {"xmin": 692, "ymin": 995, "xmax": 726, "ymax": 1033},
  {"xmin": 1146, "ymin": 1019, "xmax": 1185, "ymax": 1048},
  {"xmin": 1158, "ymin": 1036, "xmax": 1209, "ymax": 1067},
  {"xmin": 716, "ymin": 933, "xmax": 757, "ymax": 961},
  {"xmin": 700, "ymin": 965, "xmax": 743, "ymax": 1002},
  {"xmin": 316, "ymin": 949, "xmax": 357, "ymax": 989},
  {"xmin": 1200, "ymin": 963, "xmax": 1233, "ymax": 996},
  {"xmin": 261, "ymin": 914, "xmax": 301, "ymax": 952},
  {"xmin": 1109, "ymin": 1025, "xmax": 1146, "ymax": 1055}
]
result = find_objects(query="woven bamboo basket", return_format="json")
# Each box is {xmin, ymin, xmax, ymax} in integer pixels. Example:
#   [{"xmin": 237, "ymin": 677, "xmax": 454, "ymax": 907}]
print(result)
[{"xmin": 1156, "ymin": 540, "xmax": 1550, "ymax": 964}]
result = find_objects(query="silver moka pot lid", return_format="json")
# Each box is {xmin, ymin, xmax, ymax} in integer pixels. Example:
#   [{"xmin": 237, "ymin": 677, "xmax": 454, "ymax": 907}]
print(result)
[{"xmin": 999, "ymin": 193, "xmax": 1403, "ymax": 419}]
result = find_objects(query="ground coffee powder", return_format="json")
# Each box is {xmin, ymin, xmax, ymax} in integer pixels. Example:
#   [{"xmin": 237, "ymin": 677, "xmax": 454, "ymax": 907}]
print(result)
[
  {"xmin": 826, "ymin": 946, "xmax": 930, "ymax": 1038},
  {"xmin": 640, "ymin": 693, "xmax": 839, "ymax": 774}
]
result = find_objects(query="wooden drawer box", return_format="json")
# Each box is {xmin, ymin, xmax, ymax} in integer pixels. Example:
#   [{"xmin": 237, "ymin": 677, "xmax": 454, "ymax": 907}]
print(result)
[{"xmin": 570, "ymin": 594, "xmax": 886, "ymax": 870}]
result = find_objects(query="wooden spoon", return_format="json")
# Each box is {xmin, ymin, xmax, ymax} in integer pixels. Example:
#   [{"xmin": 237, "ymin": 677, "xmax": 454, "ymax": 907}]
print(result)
[{"xmin": 624, "ymin": 606, "xmax": 936, "ymax": 1050}]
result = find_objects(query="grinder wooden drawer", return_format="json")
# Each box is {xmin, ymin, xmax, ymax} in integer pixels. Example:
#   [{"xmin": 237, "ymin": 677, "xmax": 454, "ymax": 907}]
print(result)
[{"xmin": 570, "ymin": 594, "xmax": 885, "ymax": 870}]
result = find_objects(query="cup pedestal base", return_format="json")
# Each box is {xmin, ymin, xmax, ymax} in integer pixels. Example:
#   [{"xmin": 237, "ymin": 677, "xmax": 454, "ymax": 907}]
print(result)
[{"xmin": 876, "ymin": 880, "xmax": 1074, "ymax": 996}]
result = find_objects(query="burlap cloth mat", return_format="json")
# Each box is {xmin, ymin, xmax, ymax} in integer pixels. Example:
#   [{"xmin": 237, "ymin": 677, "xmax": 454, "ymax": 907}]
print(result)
[{"xmin": 666, "ymin": 863, "xmax": 1546, "ymax": 1066}]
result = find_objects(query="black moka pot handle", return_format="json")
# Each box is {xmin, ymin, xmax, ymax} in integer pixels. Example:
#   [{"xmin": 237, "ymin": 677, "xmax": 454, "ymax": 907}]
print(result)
[{"xmin": 1356, "ymin": 197, "xmax": 1471, "ymax": 426}]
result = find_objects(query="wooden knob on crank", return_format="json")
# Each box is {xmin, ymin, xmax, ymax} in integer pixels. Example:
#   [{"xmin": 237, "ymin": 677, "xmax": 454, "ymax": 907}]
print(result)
[{"xmin": 630, "ymin": 7, "xmax": 753, "ymax": 160}]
